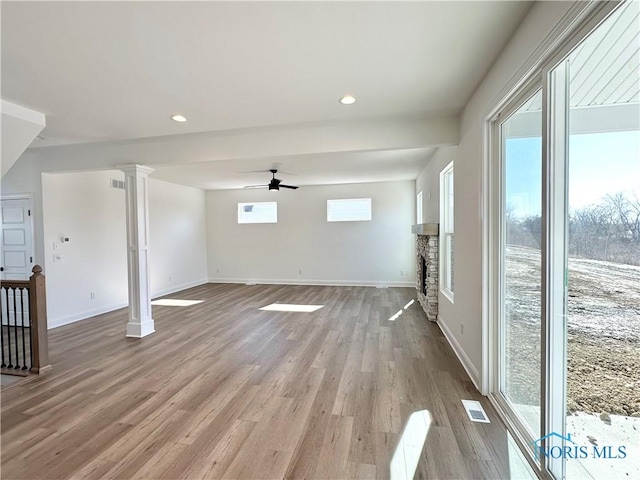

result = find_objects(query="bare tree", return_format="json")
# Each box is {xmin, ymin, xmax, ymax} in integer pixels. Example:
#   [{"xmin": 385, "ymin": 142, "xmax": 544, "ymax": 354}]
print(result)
[{"xmin": 605, "ymin": 191, "xmax": 640, "ymax": 244}]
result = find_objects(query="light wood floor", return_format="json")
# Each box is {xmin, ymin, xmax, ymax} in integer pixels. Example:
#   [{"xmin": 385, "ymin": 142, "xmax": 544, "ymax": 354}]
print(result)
[{"xmin": 2, "ymin": 284, "xmax": 522, "ymax": 479}]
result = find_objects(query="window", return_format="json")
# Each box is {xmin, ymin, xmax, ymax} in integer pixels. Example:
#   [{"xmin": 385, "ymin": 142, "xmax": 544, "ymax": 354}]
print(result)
[
  {"xmin": 327, "ymin": 198, "xmax": 372, "ymax": 222},
  {"xmin": 417, "ymin": 191, "xmax": 423, "ymax": 223},
  {"xmin": 237, "ymin": 202, "xmax": 277, "ymax": 224},
  {"xmin": 440, "ymin": 163, "xmax": 454, "ymax": 300}
]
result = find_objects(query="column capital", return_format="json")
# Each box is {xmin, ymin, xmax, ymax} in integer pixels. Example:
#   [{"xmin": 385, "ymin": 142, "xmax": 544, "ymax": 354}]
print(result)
[{"xmin": 118, "ymin": 164, "xmax": 154, "ymax": 176}]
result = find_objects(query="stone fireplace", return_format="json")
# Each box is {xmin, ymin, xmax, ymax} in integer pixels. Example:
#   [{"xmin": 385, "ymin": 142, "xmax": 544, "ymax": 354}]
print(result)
[{"xmin": 412, "ymin": 223, "xmax": 439, "ymax": 322}]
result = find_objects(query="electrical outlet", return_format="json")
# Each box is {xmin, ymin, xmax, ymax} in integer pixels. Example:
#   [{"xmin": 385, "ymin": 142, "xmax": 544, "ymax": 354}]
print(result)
[
  {"xmin": 460, "ymin": 322, "xmax": 465, "ymax": 335},
  {"xmin": 90, "ymin": 291, "xmax": 95, "ymax": 300},
  {"xmin": 53, "ymin": 242, "xmax": 60, "ymax": 251},
  {"xmin": 53, "ymin": 253, "xmax": 63, "ymax": 262},
  {"xmin": 216, "ymin": 268, "xmax": 220, "ymax": 274},
  {"xmin": 298, "ymin": 268, "xmax": 303, "ymax": 275},
  {"xmin": 168, "ymin": 276, "xmax": 172, "ymax": 282}
]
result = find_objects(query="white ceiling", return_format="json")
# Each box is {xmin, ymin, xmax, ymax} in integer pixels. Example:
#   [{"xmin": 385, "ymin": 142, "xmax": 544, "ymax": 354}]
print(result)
[{"xmin": 2, "ymin": 1, "xmax": 532, "ymax": 188}]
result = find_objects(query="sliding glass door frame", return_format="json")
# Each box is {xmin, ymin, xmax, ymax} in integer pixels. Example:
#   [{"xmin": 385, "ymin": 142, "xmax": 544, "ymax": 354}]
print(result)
[
  {"xmin": 490, "ymin": 76, "xmax": 545, "ymax": 467},
  {"xmin": 485, "ymin": 3, "xmax": 624, "ymax": 479}
]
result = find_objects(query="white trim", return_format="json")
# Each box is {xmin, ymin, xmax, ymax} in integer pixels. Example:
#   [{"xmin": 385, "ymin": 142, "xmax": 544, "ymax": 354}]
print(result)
[
  {"xmin": 487, "ymin": 393, "xmax": 544, "ymax": 479},
  {"xmin": 48, "ymin": 302, "xmax": 128, "ymax": 329},
  {"xmin": 208, "ymin": 278, "xmax": 414, "ymax": 288},
  {"xmin": 48, "ymin": 279, "xmax": 208, "ymax": 329},
  {"xmin": 483, "ymin": 0, "xmax": 606, "ymax": 122},
  {"xmin": 1, "ymin": 193, "xmax": 34, "ymax": 201},
  {"xmin": 436, "ymin": 314, "xmax": 480, "ymax": 391},
  {"xmin": 151, "ymin": 279, "xmax": 209, "ymax": 299},
  {"xmin": 439, "ymin": 161, "xmax": 454, "ymax": 301}
]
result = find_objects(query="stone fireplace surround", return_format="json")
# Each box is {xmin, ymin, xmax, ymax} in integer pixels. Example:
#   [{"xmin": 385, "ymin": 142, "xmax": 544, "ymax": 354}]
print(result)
[{"xmin": 411, "ymin": 223, "xmax": 439, "ymax": 322}]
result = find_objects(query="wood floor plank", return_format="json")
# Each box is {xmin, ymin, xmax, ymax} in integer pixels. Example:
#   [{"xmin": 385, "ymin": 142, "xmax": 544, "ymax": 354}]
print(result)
[
  {"xmin": 1, "ymin": 283, "xmax": 529, "ymax": 480},
  {"xmin": 311, "ymin": 414, "xmax": 354, "ymax": 479}
]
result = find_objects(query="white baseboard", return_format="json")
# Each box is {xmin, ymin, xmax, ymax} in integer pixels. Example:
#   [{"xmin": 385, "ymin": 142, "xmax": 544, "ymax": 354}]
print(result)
[
  {"xmin": 207, "ymin": 278, "xmax": 415, "ymax": 288},
  {"xmin": 436, "ymin": 314, "xmax": 481, "ymax": 391},
  {"xmin": 151, "ymin": 278, "xmax": 209, "ymax": 299},
  {"xmin": 48, "ymin": 301, "xmax": 128, "ymax": 329},
  {"xmin": 48, "ymin": 279, "xmax": 209, "ymax": 329}
]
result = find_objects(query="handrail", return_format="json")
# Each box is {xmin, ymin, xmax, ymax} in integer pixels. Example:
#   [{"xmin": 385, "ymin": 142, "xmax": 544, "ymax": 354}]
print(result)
[
  {"xmin": 0, "ymin": 280, "xmax": 30, "ymax": 289},
  {"xmin": 0, "ymin": 265, "xmax": 51, "ymax": 374}
]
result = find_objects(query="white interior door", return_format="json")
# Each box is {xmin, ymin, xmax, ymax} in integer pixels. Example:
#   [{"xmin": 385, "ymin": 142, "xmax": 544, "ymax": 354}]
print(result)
[
  {"xmin": 1, "ymin": 198, "xmax": 34, "ymax": 327},
  {"xmin": 1, "ymin": 198, "xmax": 34, "ymax": 281}
]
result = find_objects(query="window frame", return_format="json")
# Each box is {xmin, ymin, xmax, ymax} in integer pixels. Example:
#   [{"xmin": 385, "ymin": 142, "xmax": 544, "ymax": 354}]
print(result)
[
  {"xmin": 237, "ymin": 201, "xmax": 278, "ymax": 224},
  {"xmin": 440, "ymin": 162, "xmax": 454, "ymax": 302},
  {"xmin": 326, "ymin": 198, "xmax": 372, "ymax": 222}
]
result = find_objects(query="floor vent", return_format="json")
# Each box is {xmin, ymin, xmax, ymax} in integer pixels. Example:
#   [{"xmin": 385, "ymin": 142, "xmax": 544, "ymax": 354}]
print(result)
[
  {"xmin": 244, "ymin": 282, "xmax": 257, "ymax": 286},
  {"xmin": 461, "ymin": 399, "xmax": 490, "ymax": 423},
  {"xmin": 376, "ymin": 285, "xmax": 389, "ymax": 289}
]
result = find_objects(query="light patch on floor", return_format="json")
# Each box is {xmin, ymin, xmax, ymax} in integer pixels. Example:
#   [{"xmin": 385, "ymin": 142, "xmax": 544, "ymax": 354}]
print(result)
[
  {"xmin": 151, "ymin": 299, "xmax": 204, "ymax": 307},
  {"xmin": 390, "ymin": 409, "xmax": 432, "ymax": 480},
  {"xmin": 259, "ymin": 303, "xmax": 324, "ymax": 313},
  {"xmin": 389, "ymin": 299, "xmax": 415, "ymax": 321}
]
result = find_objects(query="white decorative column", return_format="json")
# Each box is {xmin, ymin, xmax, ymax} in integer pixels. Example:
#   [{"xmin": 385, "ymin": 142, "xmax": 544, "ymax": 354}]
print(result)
[{"xmin": 120, "ymin": 164, "xmax": 155, "ymax": 338}]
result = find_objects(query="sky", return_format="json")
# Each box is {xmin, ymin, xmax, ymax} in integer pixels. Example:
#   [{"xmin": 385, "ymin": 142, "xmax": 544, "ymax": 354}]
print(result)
[{"xmin": 505, "ymin": 130, "xmax": 639, "ymax": 218}]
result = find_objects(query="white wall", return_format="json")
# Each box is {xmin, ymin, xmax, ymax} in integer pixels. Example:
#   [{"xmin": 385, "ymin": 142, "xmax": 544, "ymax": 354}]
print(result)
[
  {"xmin": 42, "ymin": 171, "xmax": 128, "ymax": 327},
  {"xmin": 41, "ymin": 171, "xmax": 207, "ymax": 328},
  {"xmin": 433, "ymin": 0, "xmax": 577, "ymax": 386},
  {"xmin": 206, "ymin": 181, "xmax": 416, "ymax": 286},
  {"xmin": 416, "ymin": 146, "xmax": 457, "ymax": 224},
  {"xmin": 149, "ymin": 178, "xmax": 208, "ymax": 296}
]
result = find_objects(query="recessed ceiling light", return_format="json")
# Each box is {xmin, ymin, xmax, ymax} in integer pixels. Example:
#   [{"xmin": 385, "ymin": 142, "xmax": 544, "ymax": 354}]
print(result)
[
  {"xmin": 339, "ymin": 95, "xmax": 356, "ymax": 105},
  {"xmin": 170, "ymin": 114, "xmax": 187, "ymax": 122}
]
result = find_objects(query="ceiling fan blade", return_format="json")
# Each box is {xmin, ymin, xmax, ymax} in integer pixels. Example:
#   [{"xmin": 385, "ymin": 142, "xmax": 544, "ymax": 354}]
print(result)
[
  {"xmin": 243, "ymin": 185, "xmax": 268, "ymax": 189},
  {"xmin": 279, "ymin": 184, "xmax": 299, "ymax": 189},
  {"xmin": 239, "ymin": 169, "xmax": 298, "ymax": 176}
]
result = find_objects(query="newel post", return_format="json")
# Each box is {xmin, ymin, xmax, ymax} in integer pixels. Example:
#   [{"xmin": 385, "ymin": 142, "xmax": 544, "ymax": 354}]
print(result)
[{"xmin": 29, "ymin": 265, "xmax": 52, "ymax": 374}]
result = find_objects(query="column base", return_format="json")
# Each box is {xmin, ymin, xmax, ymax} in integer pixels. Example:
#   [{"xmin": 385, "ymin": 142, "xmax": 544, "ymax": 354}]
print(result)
[{"xmin": 126, "ymin": 320, "xmax": 155, "ymax": 338}]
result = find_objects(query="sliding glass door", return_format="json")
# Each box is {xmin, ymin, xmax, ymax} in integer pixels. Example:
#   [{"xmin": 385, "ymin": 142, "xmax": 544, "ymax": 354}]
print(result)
[
  {"xmin": 498, "ymin": 88, "xmax": 543, "ymax": 439},
  {"xmin": 550, "ymin": 3, "xmax": 640, "ymax": 478},
  {"xmin": 492, "ymin": 2, "xmax": 639, "ymax": 479}
]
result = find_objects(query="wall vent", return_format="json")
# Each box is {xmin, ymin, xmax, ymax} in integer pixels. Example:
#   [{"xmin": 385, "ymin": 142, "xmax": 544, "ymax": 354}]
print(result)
[
  {"xmin": 111, "ymin": 179, "xmax": 125, "ymax": 190},
  {"xmin": 461, "ymin": 399, "xmax": 490, "ymax": 423}
]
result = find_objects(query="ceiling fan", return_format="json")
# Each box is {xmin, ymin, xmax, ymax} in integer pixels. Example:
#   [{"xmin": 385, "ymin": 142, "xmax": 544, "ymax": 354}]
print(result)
[{"xmin": 244, "ymin": 169, "xmax": 299, "ymax": 191}]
